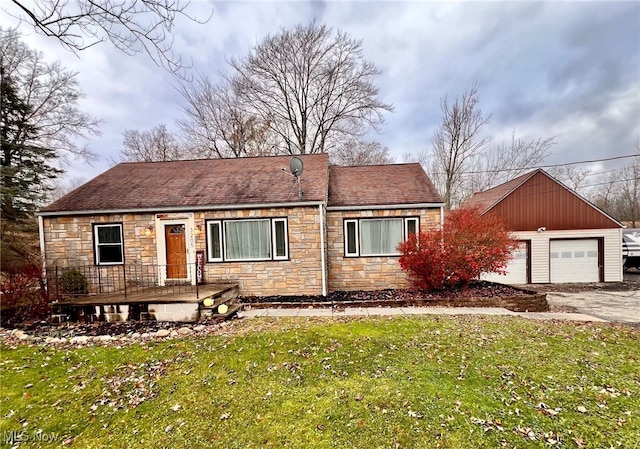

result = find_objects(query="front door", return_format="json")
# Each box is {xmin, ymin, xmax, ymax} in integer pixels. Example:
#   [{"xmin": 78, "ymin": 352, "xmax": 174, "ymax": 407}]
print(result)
[{"xmin": 165, "ymin": 224, "xmax": 187, "ymax": 279}]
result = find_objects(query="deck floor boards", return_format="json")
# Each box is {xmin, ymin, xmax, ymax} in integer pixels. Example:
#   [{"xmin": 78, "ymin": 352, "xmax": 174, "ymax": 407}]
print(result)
[{"xmin": 52, "ymin": 284, "xmax": 237, "ymax": 306}]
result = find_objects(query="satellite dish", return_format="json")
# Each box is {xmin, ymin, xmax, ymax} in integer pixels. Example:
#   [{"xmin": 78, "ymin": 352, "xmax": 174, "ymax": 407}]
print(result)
[{"xmin": 289, "ymin": 157, "xmax": 304, "ymax": 177}]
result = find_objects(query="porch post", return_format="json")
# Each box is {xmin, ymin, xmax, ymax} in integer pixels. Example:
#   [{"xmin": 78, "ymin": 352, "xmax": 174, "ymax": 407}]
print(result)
[{"xmin": 122, "ymin": 264, "xmax": 128, "ymax": 299}]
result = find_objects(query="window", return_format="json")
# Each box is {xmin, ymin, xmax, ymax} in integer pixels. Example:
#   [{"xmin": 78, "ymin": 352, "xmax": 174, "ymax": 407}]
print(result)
[
  {"xmin": 94, "ymin": 224, "xmax": 124, "ymax": 265},
  {"xmin": 344, "ymin": 217, "xmax": 419, "ymax": 257},
  {"xmin": 206, "ymin": 218, "xmax": 288, "ymax": 262}
]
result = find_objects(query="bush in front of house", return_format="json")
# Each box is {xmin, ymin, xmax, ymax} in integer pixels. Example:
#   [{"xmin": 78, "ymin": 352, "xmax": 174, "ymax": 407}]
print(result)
[
  {"xmin": 59, "ymin": 269, "xmax": 89, "ymax": 295},
  {"xmin": 0, "ymin": 261, "xmax": 50, "ymax": 324},
  {"xmin": 398, "ymin": 206, "xmax": 518, "ymax": 290}
]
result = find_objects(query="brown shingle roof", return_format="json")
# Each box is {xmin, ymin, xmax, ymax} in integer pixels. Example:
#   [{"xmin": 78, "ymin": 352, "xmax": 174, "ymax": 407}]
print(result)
[
  {"xmin": 41, "ymin": 154, "xmax": 329, "ymax": 213},
  {"xmin": 328, "ymin": 163, "xmax": 443, "ymax": 207},
  {"xmin": 463, "ymin": 170, "xmax": 536, "ymax": 212}
]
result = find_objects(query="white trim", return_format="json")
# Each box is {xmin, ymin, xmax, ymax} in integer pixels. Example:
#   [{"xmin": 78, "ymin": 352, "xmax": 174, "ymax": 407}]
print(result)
[
  {"xmin": 327, "ymin": 203, "xmax": 443, "ymax": 212},
  {"xmin": 272, "ymin": 218, "xmax": 289, "ymax": 260},
  {"xmin": 37, "ymin": 201, "xmax": 325, "ymax": 217},
  {"xmin": 156, "ymin": 217, "xmax": 193, "ymax": 286},
  {"xmin": 344, "ymin": 219, "xmax": 359, "ymax": 256},
  {"xmin": 206, "ymin": 220, "xmax": 223, "ymax": 262},
  {"xmin": 38, "ymin": 215, "xmax": 46, "ymax": 263},
  {"xmin": 319, "ymin": 204, "xmax": 327, "ymax": 296},
  {"xmin": 38, "ymin": 216, "xmax": 46, "ymax": 280},
  {"xmin": 405, "ymin": 217, "xmax": 419, "ymax": 237},
  {"xmin": 94, "ymin": 223, "xmax": 124, "ymax": 265}
]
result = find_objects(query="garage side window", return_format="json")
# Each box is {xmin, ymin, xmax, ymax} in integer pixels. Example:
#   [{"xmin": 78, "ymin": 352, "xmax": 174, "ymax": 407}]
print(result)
[{"xmin": 94, "ymin": 224, "xmax": 124, "ymax": 265}]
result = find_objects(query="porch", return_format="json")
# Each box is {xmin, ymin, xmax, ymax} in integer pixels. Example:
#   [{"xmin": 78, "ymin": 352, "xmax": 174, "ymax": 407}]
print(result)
[{"xmin": 47, "ymin": 263, "xmax": 240, "ymax": 322}]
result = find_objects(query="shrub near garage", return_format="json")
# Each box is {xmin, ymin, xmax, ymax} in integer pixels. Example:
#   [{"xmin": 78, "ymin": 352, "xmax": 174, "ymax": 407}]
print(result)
[{"xmin": 398, "ymin": 206, "xmax": 518, "ymax": 289}]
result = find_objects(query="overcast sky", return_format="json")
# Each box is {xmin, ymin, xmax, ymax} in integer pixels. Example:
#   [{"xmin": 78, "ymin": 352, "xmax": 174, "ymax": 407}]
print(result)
[{"xmin": 2, "ymin": 1, "xmax": 639, "ymax": 188}]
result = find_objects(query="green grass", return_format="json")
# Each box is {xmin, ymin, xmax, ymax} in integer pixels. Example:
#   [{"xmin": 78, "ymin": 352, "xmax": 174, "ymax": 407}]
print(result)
[{"xmin": 1, "ymin": 316, "xmax": 639, "ymax": 448}]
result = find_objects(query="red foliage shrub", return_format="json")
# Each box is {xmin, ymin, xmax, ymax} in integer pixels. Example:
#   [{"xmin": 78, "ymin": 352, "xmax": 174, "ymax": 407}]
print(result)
[
  {"xmin": 398, "ymin": 206, "xmax": 518, "ymax": 290},
  {"xmin": 1, "ymin": 261, "xmax": 50, "ymax": 323}
]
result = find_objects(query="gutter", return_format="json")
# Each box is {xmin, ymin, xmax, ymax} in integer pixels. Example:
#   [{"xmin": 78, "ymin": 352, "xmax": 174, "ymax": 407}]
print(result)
[
  {"xmin": 38, "ymin": 215, "xmax": 47, "ymax": 279},
  {"xmin": 37, "ymin": 201, "xmax": 325, "ymax": 217},
  {"xmin": 319, "ymin": 204, "xmax": 327, "ymax": 296},
  {"xmin": 327, "ymin": 203, "xmax": 444, "ymax": 212}
]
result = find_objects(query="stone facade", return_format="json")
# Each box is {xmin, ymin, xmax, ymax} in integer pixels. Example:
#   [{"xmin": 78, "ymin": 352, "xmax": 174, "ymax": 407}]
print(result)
[
  {"xmin": 195, "ymin": 207, "xmax": 324, "ymax": 296},
  {"xmin": 326, "ymin": 208, "xmax": 441, "ymax": 291},
  {"xmin": 43, "ymin": 214, "xmax": 157, "ymax": 267},
  {"xmin": 42, "ymin": 205, "xmax": 441, "ymax": 297},
  {"xmin": 42, "ymin": 206, "xmax": 325, "ymax": 297}
]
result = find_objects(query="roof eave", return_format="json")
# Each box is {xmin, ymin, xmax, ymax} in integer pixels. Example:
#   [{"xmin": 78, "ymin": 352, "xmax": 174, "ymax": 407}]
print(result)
[
  {"xmin": 327, "ymin": 202, "xmax": 444, "ymax": 211},
  {"xmin": 37, "ymin": 200, "xmax": 326, "ymax": 217}
]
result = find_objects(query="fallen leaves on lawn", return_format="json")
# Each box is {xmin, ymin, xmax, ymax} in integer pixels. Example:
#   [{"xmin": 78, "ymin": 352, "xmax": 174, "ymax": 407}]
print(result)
[{"xmin": 91, "ymin": 358, "xmax": 176, "ymax": 413}]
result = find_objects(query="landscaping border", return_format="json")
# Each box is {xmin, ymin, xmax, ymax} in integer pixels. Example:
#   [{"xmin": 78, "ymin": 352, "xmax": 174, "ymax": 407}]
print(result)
[{"xmin": 240, "ymin": 285, "xmax": 549, "ymax": 313}]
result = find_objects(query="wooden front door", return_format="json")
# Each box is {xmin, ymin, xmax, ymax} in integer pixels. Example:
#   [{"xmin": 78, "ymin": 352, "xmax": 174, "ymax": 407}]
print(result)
[{"xmin": 165, "ymin": 224, "xmax": 187, "ymax": 279}]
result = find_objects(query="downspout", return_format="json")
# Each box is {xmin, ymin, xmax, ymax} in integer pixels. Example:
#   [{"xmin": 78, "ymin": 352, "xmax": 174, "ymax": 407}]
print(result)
[
  {"xmin": 38, "ymin": 215, "xmax": 47, "ymax": 281},
  {"xmin": 319, "ymin": 204, "xmax": 327, "ymax": 296},
  {"xmin": 440, "ymin": 206, "xmax": 444, "ymax": 230}
]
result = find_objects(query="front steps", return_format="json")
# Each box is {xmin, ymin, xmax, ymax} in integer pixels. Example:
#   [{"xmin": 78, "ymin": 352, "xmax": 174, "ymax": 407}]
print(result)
[
  {"xmin": 199, "ymin": 284, "xmax": 241, "ymax": 320},
  {"xmin": 51, "ymin": 283, "xmax": 241, "ymax": 323}
]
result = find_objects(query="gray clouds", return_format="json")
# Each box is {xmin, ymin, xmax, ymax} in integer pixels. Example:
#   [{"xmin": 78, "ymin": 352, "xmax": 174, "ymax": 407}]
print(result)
[{"xmin": 2, "ymin": 1, "xmax": 638, "ymax": 181}]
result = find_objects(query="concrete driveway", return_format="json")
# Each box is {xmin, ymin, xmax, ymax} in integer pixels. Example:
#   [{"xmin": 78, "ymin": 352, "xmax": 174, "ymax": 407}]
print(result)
[{"xmin": 546, "ymin": 289, "xmax": 640, "ymax": 324}]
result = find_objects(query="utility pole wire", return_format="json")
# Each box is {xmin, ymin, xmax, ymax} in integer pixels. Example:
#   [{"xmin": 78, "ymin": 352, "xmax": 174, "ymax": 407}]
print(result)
[{"xmin": 428, "ymin": 153, "xmax": 637, "ymax": 176}]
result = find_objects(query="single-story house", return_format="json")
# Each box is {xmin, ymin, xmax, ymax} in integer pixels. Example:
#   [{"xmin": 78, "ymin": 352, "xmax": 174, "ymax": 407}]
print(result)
[
  {"xmin": 465, "ymin": 169, "xmax": 624, "ymax": 284},
  {"xmin": 38, "ymin": 153, "xmax": 444, "ymax": 297}
]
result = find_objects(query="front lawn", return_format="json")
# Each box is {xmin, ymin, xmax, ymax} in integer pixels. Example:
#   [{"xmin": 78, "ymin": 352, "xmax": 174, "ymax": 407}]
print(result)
[{"xmin": 1, "ymin": 316, "xmax": 638, "ymax": 448}]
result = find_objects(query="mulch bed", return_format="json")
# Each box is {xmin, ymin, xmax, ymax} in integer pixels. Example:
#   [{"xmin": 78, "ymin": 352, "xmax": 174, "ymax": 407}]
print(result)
[
  {"xmin": 239, "ymin": 281, "xmax": 523, "ymax": 304},
  {"xmin": 238, "ymin": 281, "xmax": 549, "ymax": 312}
]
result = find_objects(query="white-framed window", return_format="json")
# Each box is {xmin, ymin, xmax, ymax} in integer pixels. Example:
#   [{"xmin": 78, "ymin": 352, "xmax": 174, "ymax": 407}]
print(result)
[
  {"xmin": 94, "ymin": 223, "xmax": 124, "ymax": 265},
  {"xmin": 206, "ymin": 218, "xmax": 289, "ymax": 262},
  {"xmin": 344, "ymin": 217, "xmax": 419, "ymax": 257}
]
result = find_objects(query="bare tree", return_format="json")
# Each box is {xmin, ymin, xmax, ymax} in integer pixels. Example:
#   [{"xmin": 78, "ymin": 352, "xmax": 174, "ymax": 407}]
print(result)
[
  {"xmin": 120, "ymin": 124, "xmax": 183, "ymax": 162},
  {"xmin": 227, "ymin": 22, "xmax": 392, "ymax": 155},
  {"xmin": 430, "ymin": 82, "xmax": 491, "ymax": 209},
  {"xmin": 177, "ymin": 76, "xmax": 278, "ymax": 158},
  {"xmin": 590, "ymin": 149, "xmax": 640, "ymax": 226},
  {"xmin": 405, "ymin": 84, "xmax": 555, "ymax": 207},
  {"xmin": 1, "ymin": 27, "xmax": 100, "ymax": 160},
  {"xmin": 48, "ymin": 176, "xmax": 88, "ymax": 201},
  {"xmin": 1, "ymin": 27, "xmax": 99, "ymax": 223},
  {"xmin": 3, "ymin": 1, "xmax": 210, "ymax": 75},
  {"xmin": 548, "ymin": 165, "xmax": 590, "ymax": 191},
  {"xmin": 468, "ymin": 133, "xmax": 555, "ymax": 193},
  {"xmin": 331, "ymin": 140, "xmax": 394, "ymax": 166},
  {"xmin": 616, "ymin": 155, "xmax": 640, "ymax": 226}
]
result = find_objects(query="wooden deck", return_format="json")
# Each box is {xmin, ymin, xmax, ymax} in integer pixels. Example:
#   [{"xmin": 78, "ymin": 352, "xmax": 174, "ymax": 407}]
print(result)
[{"xmin": 53, "ymin": 284, "xmax": 238, "ymax": 306}]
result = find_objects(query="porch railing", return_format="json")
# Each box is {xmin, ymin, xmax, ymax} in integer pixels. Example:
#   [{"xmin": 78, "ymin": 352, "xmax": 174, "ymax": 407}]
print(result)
[{"xmin": 46, "ymin": 263, "xmax": 200, "ymax": 302}]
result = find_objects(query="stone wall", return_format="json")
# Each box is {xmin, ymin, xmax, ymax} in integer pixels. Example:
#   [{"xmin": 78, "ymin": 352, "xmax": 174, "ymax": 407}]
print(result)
[
  {"xmin": 326, "ymin": 208, "xmax": 441, "ymax": 292},
  {"xmin": 43, "ymin": 214, "xmax": 157, "ymax": 267},
  {"xmin": 195, "ymin": 207, "xmax": 324, "ymax": 296},
  {"xmin": 42, "ymin": 206, "xmax": 325, "ymax": 297}
]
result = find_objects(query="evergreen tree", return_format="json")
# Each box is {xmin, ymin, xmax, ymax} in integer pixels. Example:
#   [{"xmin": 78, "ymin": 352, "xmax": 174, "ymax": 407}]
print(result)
[{"xmin": 1, "ymin": 66, "xmax": 62, "ymax": 221}]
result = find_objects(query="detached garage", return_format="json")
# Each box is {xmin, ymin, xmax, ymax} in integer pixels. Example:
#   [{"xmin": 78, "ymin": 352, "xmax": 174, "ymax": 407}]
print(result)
[{"xmin": 466, "ymin": 169, "xmax": 623, "ymax": 284}]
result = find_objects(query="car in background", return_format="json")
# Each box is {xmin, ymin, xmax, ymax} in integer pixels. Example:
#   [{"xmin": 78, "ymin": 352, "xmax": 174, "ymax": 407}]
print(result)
[{"xmin": 623, "ymin": 229, "xmax": 640, "ymax": 271}]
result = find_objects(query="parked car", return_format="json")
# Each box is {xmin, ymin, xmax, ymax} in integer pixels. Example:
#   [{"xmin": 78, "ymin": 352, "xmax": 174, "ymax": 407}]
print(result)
[{"xmin": 623, "ymin": 229, "xmax": 640, "ymax": 271}]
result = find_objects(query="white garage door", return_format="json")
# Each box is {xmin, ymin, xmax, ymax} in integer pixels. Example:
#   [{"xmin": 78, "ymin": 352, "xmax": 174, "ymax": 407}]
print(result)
[
  {"xmin": 550, "ymin": 239, "xmax": 599, "ymax": 283},
  {"xmin": 481, "ymin": 242, "xmax": 528, "ymax": 284}
]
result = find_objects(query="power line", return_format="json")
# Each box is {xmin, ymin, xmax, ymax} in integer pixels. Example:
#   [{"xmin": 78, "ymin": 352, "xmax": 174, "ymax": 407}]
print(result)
[{"xmin": 428, "ymin": 153, "xmax": 637, "ymax": 175}]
